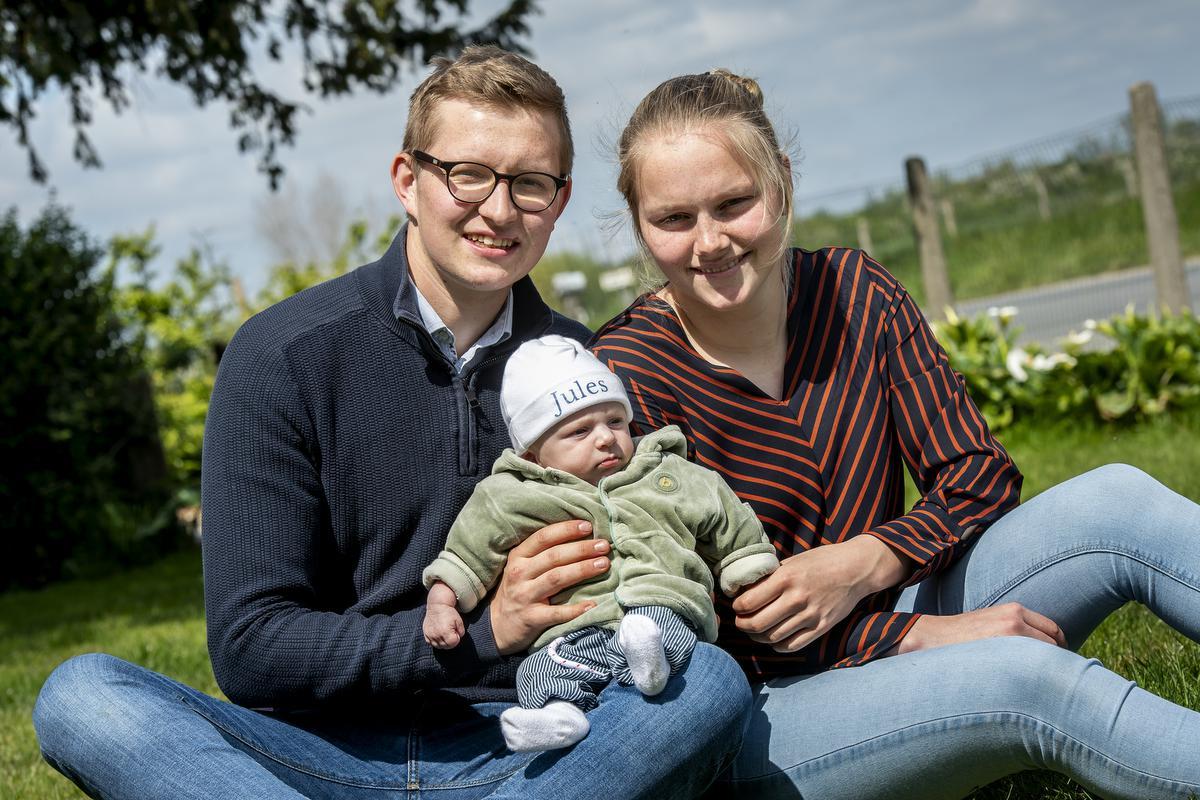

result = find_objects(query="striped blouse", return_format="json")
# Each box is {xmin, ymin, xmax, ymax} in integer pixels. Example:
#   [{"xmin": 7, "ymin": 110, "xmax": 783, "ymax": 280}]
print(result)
[{"xmin": 590, "ymin": 247, "xmax": 1022, "ymax": 679}]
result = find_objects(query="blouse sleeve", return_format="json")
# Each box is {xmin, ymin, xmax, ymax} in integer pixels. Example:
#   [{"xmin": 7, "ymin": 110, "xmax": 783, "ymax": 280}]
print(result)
[{"xmin": 865, "ymin": 277, "xmax": 1023, "ymax": 586}]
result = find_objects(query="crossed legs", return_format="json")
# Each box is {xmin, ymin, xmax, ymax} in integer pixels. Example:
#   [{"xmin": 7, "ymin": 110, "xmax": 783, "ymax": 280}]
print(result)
[{"xmin": 720, "ymin": 464, "xmax": 1200, "ymax": 799}]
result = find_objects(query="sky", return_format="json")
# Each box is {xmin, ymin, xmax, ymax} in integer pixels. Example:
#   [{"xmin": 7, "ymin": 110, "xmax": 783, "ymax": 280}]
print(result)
[{"xmin": 2, "ymin": 0, "xmax": 1198, "ymax": 293}]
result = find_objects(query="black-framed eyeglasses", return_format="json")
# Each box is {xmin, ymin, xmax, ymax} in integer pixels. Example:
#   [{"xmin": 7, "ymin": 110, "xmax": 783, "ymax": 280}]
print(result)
[{"xmin": 410, "ymin": 150, "xmax": 568, "ymax": 213}]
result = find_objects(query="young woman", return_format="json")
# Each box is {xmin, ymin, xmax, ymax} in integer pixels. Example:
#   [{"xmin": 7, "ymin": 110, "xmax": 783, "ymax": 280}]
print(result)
[{"xmin": 591, "ymin": 69, "xmax": 1200, "ymax": 799}]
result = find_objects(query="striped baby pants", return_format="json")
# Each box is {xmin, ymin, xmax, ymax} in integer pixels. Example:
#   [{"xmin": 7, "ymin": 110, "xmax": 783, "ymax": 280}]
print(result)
[{"xmin": 516, "ymin": 605, "xmax": 698, "ymax": 711}]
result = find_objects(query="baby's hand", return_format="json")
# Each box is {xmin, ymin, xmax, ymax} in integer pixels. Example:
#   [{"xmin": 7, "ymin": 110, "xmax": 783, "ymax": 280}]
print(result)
[{"xmin": 423, "ymin": 603, "xmax": 465, "ymax": 649}]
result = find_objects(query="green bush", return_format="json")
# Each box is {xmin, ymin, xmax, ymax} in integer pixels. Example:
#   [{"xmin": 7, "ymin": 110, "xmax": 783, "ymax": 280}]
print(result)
[
  {"xmin": 0, "ymin": 206, "xmax": 178, "ymax": 590},
  {"xmin": 935, "ymin": 305, "xmax": 1200, "ymax": 430},
  {"xmin": 108, "ymin": 232, "xmax": 238, "ymax": 485},
  {"xmin": 106, "ymin": 217, "xmax": 398, "ymax": 490}
]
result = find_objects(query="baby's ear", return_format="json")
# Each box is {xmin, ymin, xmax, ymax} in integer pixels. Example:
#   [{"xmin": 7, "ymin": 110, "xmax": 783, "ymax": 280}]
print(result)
[{"xmin": 523, "ymin": 450, "xmax": 540, "ymax": 465}]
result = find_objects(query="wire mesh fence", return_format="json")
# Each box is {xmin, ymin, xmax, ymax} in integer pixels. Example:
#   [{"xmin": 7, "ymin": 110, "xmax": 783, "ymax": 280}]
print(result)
[{"xmin": 793, "ymin": 93, "xmax": 1200, "ymax": 348}]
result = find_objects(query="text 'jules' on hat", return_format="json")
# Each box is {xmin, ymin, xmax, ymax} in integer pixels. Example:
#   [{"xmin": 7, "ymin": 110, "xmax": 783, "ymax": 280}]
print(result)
[{"xmin": 501, "ymin": 335, "xmax": 633, "ymax": 452}]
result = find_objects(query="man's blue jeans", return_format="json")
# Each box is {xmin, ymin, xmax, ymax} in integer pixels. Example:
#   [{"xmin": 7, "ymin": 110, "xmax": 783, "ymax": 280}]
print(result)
[
  {"xmin": 716, "ymin": 464, "xmax": 1200, "ymax": 799},
  {"xmin": 34, "ymin": 642, "xmax": 749, "ymax": 798}
]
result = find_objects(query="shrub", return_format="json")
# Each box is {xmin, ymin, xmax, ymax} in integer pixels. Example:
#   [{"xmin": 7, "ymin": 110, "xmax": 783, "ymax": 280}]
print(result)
[
  {"xmin": 0, "ymin": 206, "xmax": 177, "ymax": 589},
  {"xmin": 107, "ymin": 232, "xmax": 237, "ymax": 485},
  {"xmin": 935, "ymin": 305, "xmax": 1200, "ymax": 430}
]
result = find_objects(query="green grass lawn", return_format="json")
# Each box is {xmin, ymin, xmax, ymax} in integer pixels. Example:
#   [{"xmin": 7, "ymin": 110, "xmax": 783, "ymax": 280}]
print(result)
[
  {"xmin": 0, "ymin": 550, "xmax": 216, "ymax": 800},
  {"xmin": 4, "ymin": 411, "xmax": 1200, "ymax": 799}
]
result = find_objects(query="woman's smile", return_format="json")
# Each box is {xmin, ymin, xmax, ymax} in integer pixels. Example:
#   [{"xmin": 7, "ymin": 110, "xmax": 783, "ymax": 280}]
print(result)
[{"xmin": 694, "ymin": 251, "xmax": 751, "ymax": 276}]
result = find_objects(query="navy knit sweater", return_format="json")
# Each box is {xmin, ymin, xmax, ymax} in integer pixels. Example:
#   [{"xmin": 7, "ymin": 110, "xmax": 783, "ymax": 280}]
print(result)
[{"xmin": 201, "ymin": 226, "xmax": 589, "ymax": 710}]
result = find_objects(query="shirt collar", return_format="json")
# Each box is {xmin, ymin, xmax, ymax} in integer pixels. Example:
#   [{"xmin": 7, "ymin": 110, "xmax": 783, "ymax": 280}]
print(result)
[{"xmin": 407, "ymin": 279, "xmax": 514, "ymax": 373}]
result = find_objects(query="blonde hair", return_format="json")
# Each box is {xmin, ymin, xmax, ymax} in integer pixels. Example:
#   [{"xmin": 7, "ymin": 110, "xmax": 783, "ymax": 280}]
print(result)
[
  {"xmin": 404, "ymin": 45, "xmax": 573, "ymax": 174},
  {"xmin": 617, "ymin": 70, "xmax": 794, "ymax": 289}
]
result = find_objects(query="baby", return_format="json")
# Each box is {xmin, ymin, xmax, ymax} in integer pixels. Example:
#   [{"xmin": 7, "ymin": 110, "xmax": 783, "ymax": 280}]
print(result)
[{"xmin": 422, "ymin": 335, "xmax": 779, "ymax": 752}]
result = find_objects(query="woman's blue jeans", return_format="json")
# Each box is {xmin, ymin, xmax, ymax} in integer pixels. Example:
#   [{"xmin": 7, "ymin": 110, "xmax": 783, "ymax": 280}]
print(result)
[
  {"xmin": 33, "ymin": 642, "xmax": 749, "ymax": 798},
  {"xmin": 718, "ymin": 464, "xmax": 1200, "ymax": 799}
]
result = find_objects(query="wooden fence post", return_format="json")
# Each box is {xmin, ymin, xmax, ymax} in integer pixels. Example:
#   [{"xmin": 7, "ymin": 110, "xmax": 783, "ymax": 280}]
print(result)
[
  {"xmin": 1117, "ymin": 156, "xmax": 1139, "ymax": 198},
  {"xmin": 1030, "ymin": 171, "xmax": 1052, "ymax": 220},
  {"xmin": 940, "ymin": 199, "xmax": 958, "ymax": 237},
  {"xmin": 856, "ymin": 217, "xmax": 874, "ymax": 254},
  {"xmin": 905, "ymin": 156, "xmax": 953, "ymax": 319},
  {"xmin": 1129, "ymin": 81, "xmax": 1189, "ymax": 312}
]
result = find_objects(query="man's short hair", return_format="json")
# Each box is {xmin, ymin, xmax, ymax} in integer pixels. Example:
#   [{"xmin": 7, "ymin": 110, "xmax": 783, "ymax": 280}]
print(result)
[{"xmin": 403, "ymin": 45, "xmax": 573, "ymax": 175}]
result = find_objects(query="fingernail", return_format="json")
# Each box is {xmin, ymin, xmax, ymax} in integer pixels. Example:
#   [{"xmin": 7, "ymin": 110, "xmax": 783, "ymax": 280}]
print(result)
[
  {"xmin": 594, "ymin": 541, "xmax": 608, "ymax": 552},
  {"xmin": 579, "ymin": 521, "xmax": 593, "ymax": 534},
  {"xmin": 593, "ymin": 558, "xmax": 608, "ymax": 569}
]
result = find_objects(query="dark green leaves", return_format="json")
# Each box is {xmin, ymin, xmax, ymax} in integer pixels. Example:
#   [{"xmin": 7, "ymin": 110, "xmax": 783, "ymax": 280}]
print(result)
[{"xmin": 1, "ymin": 0, "xmax": 537, "ymax": 187}]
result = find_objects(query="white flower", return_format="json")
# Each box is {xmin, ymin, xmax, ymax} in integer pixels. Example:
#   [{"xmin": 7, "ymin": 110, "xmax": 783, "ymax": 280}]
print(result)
[
  {"xmin": 1064, "ymin": 329, "xmax": 1093, "ymax": 346},
  {"xmin": 1006, "ymin": 348, "xmax": 1030, "ymax": 382},
  {"xmin": 1084, "ymin": 319, "xmax": 1098, "ymax": 331},
  {"xmin": 1055, "ymin": 353, "xmax": 1078, "ymax": 368},
  {"xmin": 1031, "ymin": 353, "xmax": 1076, "ymax": 371},
  {"xmin": 988, "ymin": 305, "xmax": 1019, "ymax": 323}
]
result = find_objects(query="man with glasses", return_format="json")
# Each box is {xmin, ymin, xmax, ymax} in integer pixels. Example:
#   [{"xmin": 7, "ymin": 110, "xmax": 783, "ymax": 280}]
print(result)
[{"xmin": 33, "ymin": 46, "xmax": 749, "ymax": 799}]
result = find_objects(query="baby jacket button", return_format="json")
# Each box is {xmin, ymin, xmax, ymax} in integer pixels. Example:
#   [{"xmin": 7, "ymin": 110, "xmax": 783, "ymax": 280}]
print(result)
[{"xmin": 655, "ymin": 473, "xmax": 679, "ymax": 493}]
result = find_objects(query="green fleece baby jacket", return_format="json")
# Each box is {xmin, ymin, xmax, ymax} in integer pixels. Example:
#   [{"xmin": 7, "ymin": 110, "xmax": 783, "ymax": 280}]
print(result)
[{"xmin": 422, "ymin": 426, "xmax": 779, "ymax": 651}]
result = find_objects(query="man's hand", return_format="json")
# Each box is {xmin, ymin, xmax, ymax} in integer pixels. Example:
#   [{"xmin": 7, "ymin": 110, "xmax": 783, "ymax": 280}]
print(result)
[
  {"xmin": 895, "ymin": 603, "xmax": 1066, "ymax": 655},
  {"xmin": 732, "ymin": 535, "xmax": 908, "ymax": 653},
  {"xmin": 490, "ymin": 520, "xmax": 609, "ymax": 655}
]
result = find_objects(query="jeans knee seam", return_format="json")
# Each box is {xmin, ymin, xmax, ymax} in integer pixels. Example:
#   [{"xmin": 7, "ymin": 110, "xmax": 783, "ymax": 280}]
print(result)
[
  {"xmin": 725, "ymin": 710, "xmax": 1200, "ymax": 790},
  {"xmin": 177, "ymin": 695, "xmax": 403, "ymax": 790},
  {"xmin": 979, "ymin": 544, "xmax": 1200, "ymax": 609},
  {"xmin": 179, "ymin": 694, "xmax": 534, "ymax": 791}
]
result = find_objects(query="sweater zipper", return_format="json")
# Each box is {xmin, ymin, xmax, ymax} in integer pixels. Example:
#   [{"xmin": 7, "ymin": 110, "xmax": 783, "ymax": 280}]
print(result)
[
  {"xmin": 433, "ymin": 315, "xmax": 556, "ymax": 477},
  {"xmin": 454, "ymin": 372, "xmax": 479, "ymax": 476},
  {"xmin": 455, "ymin": 349, "xmax": 511, "ymax": 478},
  {"xmin": 395, "ymin": 317, "xmax": 478, "ymax": 477}
]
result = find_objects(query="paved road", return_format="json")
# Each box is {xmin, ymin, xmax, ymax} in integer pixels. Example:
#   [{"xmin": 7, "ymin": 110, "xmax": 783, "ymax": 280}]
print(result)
[{"xmin": 956, "ymin": 259, "xmax": 1200, "ymax": 349}]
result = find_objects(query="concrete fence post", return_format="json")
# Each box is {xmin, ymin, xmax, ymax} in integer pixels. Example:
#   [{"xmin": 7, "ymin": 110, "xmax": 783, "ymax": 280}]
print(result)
[
  {"xmin": 905, "ymin": 156, "xmax": 953, "ymax": 319},
  {"xmin": 1129, "ymin": 81, "xmax": 1189, "ymax": 312}
]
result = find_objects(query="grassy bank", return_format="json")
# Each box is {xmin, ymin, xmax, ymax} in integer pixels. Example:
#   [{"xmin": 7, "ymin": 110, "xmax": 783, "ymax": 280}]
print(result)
[{"xmin": 3, "ymin": 411, "xmax": 1199, "ymax": 798}]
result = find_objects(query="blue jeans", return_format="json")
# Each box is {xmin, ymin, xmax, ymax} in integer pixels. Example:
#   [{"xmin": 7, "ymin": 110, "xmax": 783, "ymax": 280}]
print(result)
[
  {"xmin": 716, "ymin": 464, "xmax": 1200, "ymax": 799},
  {"xmin": 33, "ymin": 643, "xmax": 749, "ymax": 799}
]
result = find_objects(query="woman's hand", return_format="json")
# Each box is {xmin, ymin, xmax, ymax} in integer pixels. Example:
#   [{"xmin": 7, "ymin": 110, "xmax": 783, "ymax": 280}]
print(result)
[
  {"xmin": 732, "ymin": 535, "xmax": 909, "ymax": 652},
  {"xmin": 490, "ymin": 520, "xmax": 610, "ymax": 655},
  {"xmin": 895, "ymin": 603, "xmax": 1066, "ymax": 655}
]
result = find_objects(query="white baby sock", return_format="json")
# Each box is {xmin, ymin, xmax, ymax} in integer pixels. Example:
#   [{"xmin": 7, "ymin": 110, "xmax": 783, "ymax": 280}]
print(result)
[
  {"xmin": 618, "ymin": 613, "xmax": 670, "ymax": 696},
  {"xmin": 500, "ymin": 701, "xmax": 590, "ymax": 752}
]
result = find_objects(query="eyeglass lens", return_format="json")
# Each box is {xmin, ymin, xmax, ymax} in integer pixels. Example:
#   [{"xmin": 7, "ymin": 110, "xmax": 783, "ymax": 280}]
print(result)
[{"xmin": 446, "ymin": 163, "xmax": 559, "ymax": 211}]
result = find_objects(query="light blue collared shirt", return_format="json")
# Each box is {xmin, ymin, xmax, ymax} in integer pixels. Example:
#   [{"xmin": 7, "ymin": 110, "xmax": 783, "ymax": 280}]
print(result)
[{"xmin": 412, "ymin": 282, "xmax": 514, "ymax": 374}]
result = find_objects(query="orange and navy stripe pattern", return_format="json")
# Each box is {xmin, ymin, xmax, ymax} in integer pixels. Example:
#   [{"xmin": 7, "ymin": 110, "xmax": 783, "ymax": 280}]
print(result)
[{"xmin": 590, "ymin": 247, "xmax": 1022, "ymax": 679}]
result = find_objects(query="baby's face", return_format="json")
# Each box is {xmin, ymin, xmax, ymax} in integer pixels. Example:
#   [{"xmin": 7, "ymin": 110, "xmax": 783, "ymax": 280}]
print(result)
[{"xmin": 527, "ymin": 401, "xmax": 634, "ymax": 485}]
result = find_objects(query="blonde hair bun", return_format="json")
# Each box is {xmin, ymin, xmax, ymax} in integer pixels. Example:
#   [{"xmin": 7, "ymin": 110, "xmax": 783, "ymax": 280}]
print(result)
[{"xmin": 706, "ymin": 69, "xmax": 764, "ymax": 107}]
